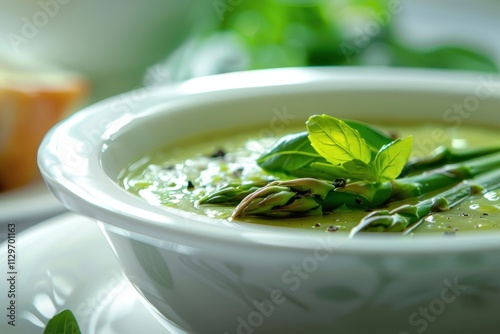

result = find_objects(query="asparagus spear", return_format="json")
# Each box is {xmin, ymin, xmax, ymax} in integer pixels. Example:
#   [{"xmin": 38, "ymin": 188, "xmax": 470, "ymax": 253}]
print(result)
[
  {"xmin": 400, "ymin": 145, "xmax": 500, "ymax": 176},
  {"xmin": 349, "ymin": 168, "xmax": 500, "ymax": 237},
  {"xmin": 198, "ymin": 181, "xmax": 270, "ymax": 205},
  {"xmin": 229, "ymin": 151, "xmax": 500, "ymax": 219},
  {"xmin": 231, "ymin": 178, "xmax": 336, "ymax": 218}
]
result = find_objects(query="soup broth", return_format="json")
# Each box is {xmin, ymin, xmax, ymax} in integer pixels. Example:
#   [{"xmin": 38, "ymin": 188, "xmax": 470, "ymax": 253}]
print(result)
[{"xmin": 120, "ymin": 122, "xmax": 500, "ymax": 235}]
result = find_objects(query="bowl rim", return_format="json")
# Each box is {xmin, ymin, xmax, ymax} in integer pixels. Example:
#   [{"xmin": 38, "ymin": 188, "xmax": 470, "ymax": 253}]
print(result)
[{"xmin": 38, "ymin": 66, "xmax": 500, "ymax": 253}]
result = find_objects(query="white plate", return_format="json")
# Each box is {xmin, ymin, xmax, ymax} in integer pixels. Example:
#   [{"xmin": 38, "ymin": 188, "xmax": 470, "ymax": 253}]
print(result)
[
  {"xmin": 0, "ymin": 213, "xmax": 168, "ymax": 334},
  {"xmin": 0, "ymin": 182, "xmax": 65, "ymax": 225}
]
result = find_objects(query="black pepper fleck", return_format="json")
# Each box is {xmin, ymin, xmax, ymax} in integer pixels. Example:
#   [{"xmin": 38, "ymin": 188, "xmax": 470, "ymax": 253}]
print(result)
[
  {"xmin": 210, "ymin": 148, "xmax": 226, "ymax": 158},
  {"xmin": 327, "ymin": 225, "xmax": 339, "ymax": 232},
  {"xmin": 187, "ymin": 180, "xmax": 195, "ymax": 190},
  {"xmin": 332, "ymin": 178, "xmax": 346, "ymax": 188}
]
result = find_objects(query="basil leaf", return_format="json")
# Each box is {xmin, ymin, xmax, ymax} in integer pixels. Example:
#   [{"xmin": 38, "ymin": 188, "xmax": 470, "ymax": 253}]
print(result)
[
  {"xmin": 309, "ymin": 162, "xmax": 349, "ymax": 179},
  {"xmin": 257, "ymin": 117, "xmax": 395, "ymax": 181},
  {"xmin": 307, "ymin": 114, "xmax": 371, "ymax": 165},
  {"xmin": 310, "ymin": 161, "xmax": 375, "ymax": 181},
  {"xmin": 43, "ymin": 309, "xmax": 81, "ymax": 334},
  {"xmin": 343, "ymin": 159, "xmax": 377, "ymax": 181},
  {"xmin": 373, "ymin": 136, "xmax": 413, "ymax": 182},
  {"xmin": 343, "ymin": 119, "xmax": 393, "ymax": 152},
  {"xmin": 257, "ymin": 131, "xmax": 328, "ymax": 177}
]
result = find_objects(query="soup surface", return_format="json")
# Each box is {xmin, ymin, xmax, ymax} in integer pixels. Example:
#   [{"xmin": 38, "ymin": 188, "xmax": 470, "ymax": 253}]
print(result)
[{"xmin": 120, "ymin": 122, "xmax": 500, "ymax": 235}]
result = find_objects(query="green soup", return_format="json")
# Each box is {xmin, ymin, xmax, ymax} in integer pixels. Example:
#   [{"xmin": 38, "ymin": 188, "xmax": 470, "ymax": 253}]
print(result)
[{"xmin": 119, "ymin": 123, "xmax": 500, "ymax": 235}]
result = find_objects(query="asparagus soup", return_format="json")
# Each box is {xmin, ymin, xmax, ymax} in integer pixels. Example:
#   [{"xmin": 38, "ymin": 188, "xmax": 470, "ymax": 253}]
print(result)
[{"xmin": 120, "ymin": 119, "xmax": 500, "ymax": 235}]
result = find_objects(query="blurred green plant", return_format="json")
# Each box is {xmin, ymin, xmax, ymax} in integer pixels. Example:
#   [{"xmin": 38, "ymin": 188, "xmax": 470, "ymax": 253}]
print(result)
[{"xmin": 159, "ymin": 0, "xmax": 498, "ymax": 81}]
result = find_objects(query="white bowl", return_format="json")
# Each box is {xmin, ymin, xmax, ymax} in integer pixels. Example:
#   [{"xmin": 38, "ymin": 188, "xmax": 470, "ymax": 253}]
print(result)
[{"xmin": 38, "ymin": 67, "xmax": 500, "ymax": 334}]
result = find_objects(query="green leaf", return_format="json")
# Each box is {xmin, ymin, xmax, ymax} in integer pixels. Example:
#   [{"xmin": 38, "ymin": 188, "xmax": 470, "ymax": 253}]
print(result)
[
  {"xmin": 311, "ymin": 160, "xmax": 376, "ymax": 181},
  {"xmin": 43, "ymin": 309, "xmax": 81, "ymax": 334},
  {"xmin": 258, "ymin": 119, "xmax": 392, "ymax": 174},
  {"xmin": 257, "ymin": 131, "xmax": 330, "ymax": 178},
  {"xmin": 343, "ymin": 119, "xmax": 393, "ymax": 153},
  {"xmin": 373, "ymin": 136, "xmax": 413, "ymax": 182},
  {"xmin": 257, "ymin": 117, "xmax": 394, "ymax": 181},
  {"xmin": 343, "ymin": 159, "xmax": 377, "ymax": 181},
  {"xmin": 307, "ymin": 114, "xmax": 372, "ymax": 165},
  {"xmin": 309, "ymin": 162, "xmax": 349, "ymax": 179}
]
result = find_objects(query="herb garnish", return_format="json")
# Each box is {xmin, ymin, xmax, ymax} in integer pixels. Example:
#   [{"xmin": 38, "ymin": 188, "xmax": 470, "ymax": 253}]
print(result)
[
  {"xmin": 257, "ymin": 117, "xmax": 395, "ymax": 180},
  {"xmin": 306, "ymin": 114, "xmax": 413, "ymax": 182},
  {"xmin": 43, "ymin": 309, "xmax": 81, "ymax": 334}
]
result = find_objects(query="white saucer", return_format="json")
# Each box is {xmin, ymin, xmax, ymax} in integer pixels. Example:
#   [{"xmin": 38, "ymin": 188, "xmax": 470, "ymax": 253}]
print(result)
[
  {"xmin": 0, "ymin": 182, "xmax": 65, "ymax": 225},
  {"xmin": 0, "ymin": 213, "xmax": 168, "ymax": 334}
]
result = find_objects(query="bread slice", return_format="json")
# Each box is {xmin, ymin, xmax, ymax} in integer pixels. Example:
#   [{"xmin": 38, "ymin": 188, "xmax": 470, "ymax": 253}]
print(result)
[{"xmin": 0, "ymin": 65, "xmax": 87, "ymax": 192}]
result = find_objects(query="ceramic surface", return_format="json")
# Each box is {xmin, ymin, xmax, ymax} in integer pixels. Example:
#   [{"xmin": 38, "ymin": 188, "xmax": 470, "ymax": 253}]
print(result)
[
  {"xmin": 0, "ymin": 213, "xmax": 168, "ymax": 334},
  {"xmin": 38, "ymin": 67, "xmax": 500, "ymax": 333}
]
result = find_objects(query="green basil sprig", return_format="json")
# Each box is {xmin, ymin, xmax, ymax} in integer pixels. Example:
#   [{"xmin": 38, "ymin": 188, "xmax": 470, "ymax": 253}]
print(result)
[
  {"xmin": 307, "ymin": 114, "xmax": 412, "ymax": 182},
  {"xmin": 258, "ymin": 115, "xmax": 410, "ymax": 182}
]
